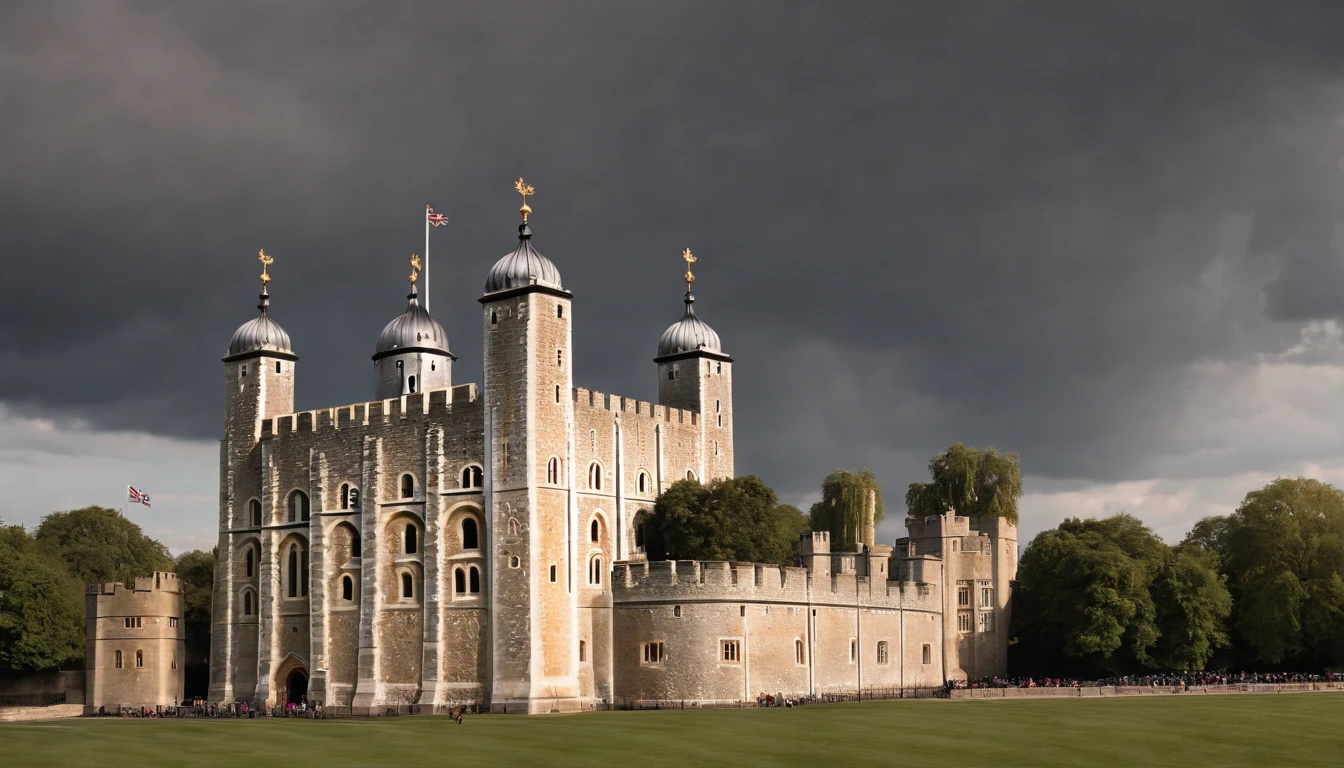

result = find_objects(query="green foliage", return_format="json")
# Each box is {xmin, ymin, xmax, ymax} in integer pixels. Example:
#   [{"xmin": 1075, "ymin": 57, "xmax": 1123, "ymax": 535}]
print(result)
[
  {"xmin": 1011, "ymin": 514, "xmax": 1229, "ymax": 676},
  {"xmin": 1152, "ymin": 546, "xmax": 1232, "ymax": 671},
  {"xmin": 34, "ymin": 506, "xmax": 172, "ymax": 586},
  {"xmin": 807, "ymin": 468, "xmax": 883, "ymax": 550},
  {"xmin": 1215, "ymin": 477, "xmax": 1344, "ymax": 667},
  {"xmin": 906, "ymin": 443, "xmax": 1022, "ymax": 523},
  {"xmin": 645, "ymin": 476, "xmax": 807, "ymax": 567},
  {"xmin": 0, "ymin": 525, "xmax": 85, "ymax": 672}
]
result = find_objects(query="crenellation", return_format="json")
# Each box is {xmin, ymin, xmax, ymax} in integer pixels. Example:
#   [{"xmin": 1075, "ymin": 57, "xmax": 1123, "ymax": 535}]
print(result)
[{"xmin": 297, "ymin": 411, "xmax": 313, "ymax": 431}]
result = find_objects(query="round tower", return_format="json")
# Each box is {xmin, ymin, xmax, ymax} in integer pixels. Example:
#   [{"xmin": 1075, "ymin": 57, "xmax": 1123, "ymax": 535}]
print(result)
[
  {"xmin": 655, "ymin": 249, "xmax": 734, "ymax": 480},
  {"xmin": 372, "ymin": 255, "xmax": 454, "ymax": 399}
]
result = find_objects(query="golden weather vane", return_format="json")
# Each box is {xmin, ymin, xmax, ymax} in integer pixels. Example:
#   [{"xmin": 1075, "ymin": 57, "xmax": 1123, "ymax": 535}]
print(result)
[
  {"xmin": 515, "ymin": 177, "xmax": 536, "ymax": 222},
  {"xmin": 682, "ymin": 247, "xmax": 697, "ymax": 290},
  {"xmin": 409, "ymin": 253, "xmax": 422, "ymax": 284},
  {"xmin": 258, "ymin": 249, "xmax": 274, "ymax": 286}
]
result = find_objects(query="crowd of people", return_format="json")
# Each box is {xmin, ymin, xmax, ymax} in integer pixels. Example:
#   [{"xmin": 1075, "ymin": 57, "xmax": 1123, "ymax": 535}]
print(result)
[{"xmin": 946, "ymin": 670, "xmax": 1339, "ymax": 692}]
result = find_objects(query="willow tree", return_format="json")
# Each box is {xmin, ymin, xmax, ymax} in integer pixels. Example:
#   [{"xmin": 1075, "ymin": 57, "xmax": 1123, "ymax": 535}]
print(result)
[
  {"xmin": 808, "ymin": 469, "xmax": 884, "ymax": 551},
  {"xmin": 905, "ymin": 443, "xmax": 1022, "ymax": 523}
]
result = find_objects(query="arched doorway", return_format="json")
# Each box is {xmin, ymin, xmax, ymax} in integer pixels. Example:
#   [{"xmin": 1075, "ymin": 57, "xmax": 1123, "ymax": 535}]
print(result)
[{"xmin": 286, "ymin": 669, "xmax": 308, "ymax": 705}]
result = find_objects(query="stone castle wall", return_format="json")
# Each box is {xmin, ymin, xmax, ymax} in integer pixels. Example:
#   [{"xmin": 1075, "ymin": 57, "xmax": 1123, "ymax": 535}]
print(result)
[{"xmin": 610, "ymin": 559, "xmax": 947, "ymax": 706}]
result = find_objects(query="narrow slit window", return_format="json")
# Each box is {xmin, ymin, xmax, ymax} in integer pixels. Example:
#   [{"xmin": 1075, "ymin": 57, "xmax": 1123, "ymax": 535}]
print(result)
[
  {"xmin": 115, "ymin": 650, "xmax": 122, "ymax": 669},
  {"xmin": 401, "ymin": 572, "xmax": 413, "ymax": 599},
  {"xmin": 405, "ymin": 523, "xmax": 418, "ymax": 554}
]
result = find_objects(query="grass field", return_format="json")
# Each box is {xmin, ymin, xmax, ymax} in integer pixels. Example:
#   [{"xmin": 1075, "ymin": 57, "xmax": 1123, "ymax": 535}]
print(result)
[{"xmin": 3, "ymin": 693, "xmax": 1342, "ymax": 767}]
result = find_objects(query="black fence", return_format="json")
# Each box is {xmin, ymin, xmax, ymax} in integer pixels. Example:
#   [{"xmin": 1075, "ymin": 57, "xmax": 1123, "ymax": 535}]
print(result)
[{"xmin": 0, "ymin": 692, "xmax": 67, "ymax": 708}]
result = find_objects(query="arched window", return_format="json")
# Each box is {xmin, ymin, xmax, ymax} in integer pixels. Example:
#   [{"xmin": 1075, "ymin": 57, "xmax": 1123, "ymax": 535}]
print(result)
[
  {"xmin": 351, "ymin": 530, "xmax": 362, "ymax": 559},
  {"xmin": 589, "ymin": 555, "xmax": 603, "ymax": 586},
  {"xmin": 547, "ymin": 457, "xmax": 561, "ymax": 484},
  {"xmin": 245, "ymin": 548, "xmax": 254, "ymax": 578},
  {"xmin": 461, "ymin": 465, "xmax": 482, "ymax": 489},
  {"xmin": 686, "ymin": 469, "xmax": 697, "ymax": 482},
  {"xmin": 469, "ymin": 566, "xmax": 480, "ymax": 594},
  {"xmin": 340, "ymin": 484, "xmax": 350, "ymax": 510},
  {"xmin": 342, "ymin": 575, "xmax": 353, "ymax": 601},
  {"xmin": 454, "ymin": 568, "xmax": 466, "ymax": 594},
  {"xmin": 115, "ymin": 650, "xmax": 122, "ymax": 669},
  {"xmin": 405, "ymin": 523, "xmax": 418, "ymax": 554},
  {"xmin": 588, "ymin": 462, "xmax": 602, "ymax": 491},
  {"xmin": 637, "ymin": 471, "xmax": 649, "ymax": 495},
  {"xmin": 401, "ymin": 474, "xmax": 415, "ymax": 499},
  {"xmin": 579, "ymin": 639, "xmax": 586, "ymax": 662},
  {"xmin": 407, "ymin": 375, "xmax": 416, "ymax": 393},
  {"xmin": 243, "ymin": 591, "xmax": 253, "ymax": 616},
  {"xmin": 635, "ymin": 522, "xmax": 646, "ymax": 550},
  {"xmin": 401, "ymin": 572, "xmax": 414, "ymax": 599},
  {"xmin": 462, "ymin": 518, "xmax": 479, "ymax": 550},
  {"xmin": 289, "ymin": 491, "xmax": 310, "ymax": 522},
  {"xmin": 796, "ymin": 639, "xmax": 806, "ymax": 665},
  {"xmin": 590, "ymin": 518, "xmax": 599, "ymax": 543},
  {"xmin": 249, "ymin": 499, "xmax": 261, "ymax": 527},
  {"xmin": 288, "ymin": 546, "xmax": 298, "ymax": 598},
  {"xmin": 136, "ymin": 650, "xmax": 144, "ymax": 668}
]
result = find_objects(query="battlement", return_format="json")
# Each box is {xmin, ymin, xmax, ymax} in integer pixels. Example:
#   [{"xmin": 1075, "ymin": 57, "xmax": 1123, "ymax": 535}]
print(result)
[
  {"xmin": 572, "ymin": 387, "xmax": 699, "ymax": 426},
  {"xmin": 86, "ymin": 571, "xmax": 181, "ymax": 597},
  {"xmin": 261, "ymin": 383, "xmax": 481, "ymax": 437},
  {"xmin": 611, "ymin": 559, "xmax": 939, "ymax": 612},
  {"xmin": 904, "ymin": 511, "xmax": 1018, "ymax": 542}
]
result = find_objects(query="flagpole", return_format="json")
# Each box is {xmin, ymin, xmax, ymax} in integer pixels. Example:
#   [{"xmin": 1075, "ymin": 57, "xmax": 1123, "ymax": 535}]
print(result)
[{"xmin": 424, "ymin": 205, "xmax": 431, "ymax": 312}]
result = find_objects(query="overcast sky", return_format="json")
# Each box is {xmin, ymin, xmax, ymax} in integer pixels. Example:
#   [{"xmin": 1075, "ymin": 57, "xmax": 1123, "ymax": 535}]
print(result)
[{"xmin": 6, "ymin": 1, "xmax": 1344, "ymax": 554}]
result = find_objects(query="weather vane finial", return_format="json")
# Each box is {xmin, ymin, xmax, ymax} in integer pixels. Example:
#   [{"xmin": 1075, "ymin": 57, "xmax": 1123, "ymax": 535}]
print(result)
[
  {"xmin": 682, "ymin": 248, "xmax": 697, "ymax": 291},
  {"xmin": 258, "ymin": 249, "xmax": 274, "ymax": 286},
  {"xmin": 515, "ymin": 177, "xmax": 536, "ymax": 222},
  {"xmin": 409, "ymin": 253, "xmax": 422, "ymax": 285}
]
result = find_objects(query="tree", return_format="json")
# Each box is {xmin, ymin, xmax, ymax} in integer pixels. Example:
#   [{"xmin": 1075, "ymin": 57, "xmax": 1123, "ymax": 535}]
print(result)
[
  {"xmin": 0, "ymin": 525, "xmax": 84, "ymax": 672},
  {"xmin": 808, "ymin": 469, "xmax": 884, "ymax": 551},
  {"xmin": 905, "ymin": 443, "xmax": 1022, "ymax": 523},
  {"xmin": 1151, "ymin": 546, "xmax": 1232, "ymax": 671},
  {"xmin": 33, "ymin": 506, "xmax": 172, "ymax": 586},
  {"xmin": 1217, "ymin": 477, "xmax": 1344, "ymax": 667},
  {"xmin": 645, "ymin": 476, "xmax": 808, "ymax": 567},
  {"xmin": 1011, "ymin": 515, "xmax": 1171, "ymax": 676},
  {"xmin": 175, "ymin": 549, "xmax": 216, "ymax": 698}
]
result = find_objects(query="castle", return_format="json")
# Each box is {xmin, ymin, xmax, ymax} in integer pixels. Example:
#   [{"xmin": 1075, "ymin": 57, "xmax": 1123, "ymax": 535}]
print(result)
[
  {"xmin": 85, "ymin": 572, "xmax": 185, "ymax": 714},
  {"xmin": 208, "ymin": 181, "xmax": 1016, "ymax": 713}
]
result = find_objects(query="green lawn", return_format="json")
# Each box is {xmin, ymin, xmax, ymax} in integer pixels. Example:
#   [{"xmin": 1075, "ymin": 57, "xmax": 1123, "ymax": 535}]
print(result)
[{"xmin": 3, "ymin": 694, "xmax": 1341, "ymax": 767}]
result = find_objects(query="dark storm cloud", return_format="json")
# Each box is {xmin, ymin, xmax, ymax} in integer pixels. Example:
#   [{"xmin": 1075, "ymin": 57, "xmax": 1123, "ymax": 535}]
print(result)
[{"xmin": 5, "ymin": 0, "xmax": 1344, "ymax": 507}]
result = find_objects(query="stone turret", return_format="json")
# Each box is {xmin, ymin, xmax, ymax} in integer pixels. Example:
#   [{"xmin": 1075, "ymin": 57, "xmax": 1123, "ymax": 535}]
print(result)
[{"xmin": 86, "ymin": 572, "xmax": 185, "ymax": 713}]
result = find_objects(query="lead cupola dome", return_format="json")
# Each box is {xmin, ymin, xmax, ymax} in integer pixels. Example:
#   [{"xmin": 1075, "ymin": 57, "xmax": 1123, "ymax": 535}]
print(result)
[
  {"xmin": 373, "ymin": 283, "xmax": 452, "ymax": 360},
  {"xmin": 226, "ymin": 286, "xmax": 294, "ymax": 359},
  {"xmin": 656, "ymin": 291, "xmax": 722, "ymax": 358}
]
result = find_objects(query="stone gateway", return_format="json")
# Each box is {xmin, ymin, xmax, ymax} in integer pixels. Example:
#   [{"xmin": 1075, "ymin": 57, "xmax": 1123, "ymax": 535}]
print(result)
[{"xmin": 207, "ymin": 187, "xmax": 1014, "ymax": 713}]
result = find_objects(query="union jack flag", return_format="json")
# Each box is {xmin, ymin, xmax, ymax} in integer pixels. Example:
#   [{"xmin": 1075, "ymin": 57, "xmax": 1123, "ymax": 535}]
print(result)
[
  {"xmin": 127, "ymin": 486, "xmax": 151, "ymax": 508},
  {"xmin": 426, "ymin": 205, "xmax": 447, "ymax": 227}
]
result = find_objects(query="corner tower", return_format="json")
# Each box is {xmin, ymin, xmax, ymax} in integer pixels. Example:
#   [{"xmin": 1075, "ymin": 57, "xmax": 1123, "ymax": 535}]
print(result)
[
  {"xmin": 211, "ymin": 250, "xmax": 297, "ymax": 703},
  {"xmin": 480, "ymin": 179, "xmax": 583, "ymax": 712},
  {"xmin": 373, "ymin": 254, "xmax": 454, "ymax": 399},
  {"xmin": 655, "ymin": 249, "xmax": 734, "ymax": 479}
]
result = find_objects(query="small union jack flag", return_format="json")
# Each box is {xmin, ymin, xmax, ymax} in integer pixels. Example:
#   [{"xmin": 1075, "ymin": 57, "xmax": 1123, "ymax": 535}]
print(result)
[
  {"xmin": 426, "ymin": 205, "xmax": 447, "ymax": 227},
  {"xmin": 127, "ymin": 486, "xmax": 151, "ymax": 508}
]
